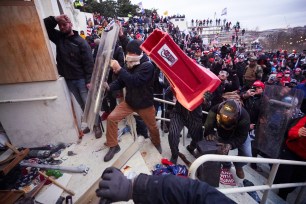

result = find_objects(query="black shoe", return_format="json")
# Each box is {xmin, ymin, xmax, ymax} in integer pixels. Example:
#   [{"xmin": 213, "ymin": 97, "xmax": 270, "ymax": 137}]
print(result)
[
  {"xmin": 104, "ymin": 145, "xmax": 121, "ymax": 162},
  {"xmin": 82, "ymin": 127, "xmax": 90, "ymax": 134},
  {"xmin": 163, "ymin": 124, "xmax": 169, "ymax": 133},
  {"xmin": 170, "ymin": 155, "xmax": 178, "ymax": 164},
  {"xmin": 94, "ymin": 125, "xmax": 102, "ymax": 139},
  {"xmin": 186, "ymin": 145, "xmax": 195, "ymax": 156}
]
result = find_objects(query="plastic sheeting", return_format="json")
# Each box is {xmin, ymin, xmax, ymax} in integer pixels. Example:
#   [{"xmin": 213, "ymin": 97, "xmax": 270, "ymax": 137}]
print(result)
[
  {"xmin": 83, "ymin": 21, "xmax": 119, "ymax": 130},
  {"xmin": 254, "ymin": 85, "xmax": 304, "ymax": 158}
]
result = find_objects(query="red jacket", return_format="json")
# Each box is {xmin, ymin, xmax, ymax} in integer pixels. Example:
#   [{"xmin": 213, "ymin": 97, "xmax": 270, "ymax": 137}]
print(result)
[{"xmin": 286, "ymin": 116, "xmax": 306, "ymax": 160}]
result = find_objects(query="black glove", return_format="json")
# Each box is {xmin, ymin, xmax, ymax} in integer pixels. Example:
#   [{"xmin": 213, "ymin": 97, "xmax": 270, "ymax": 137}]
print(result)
[
  {"xmin": 96, "ymin": 167, "xmax": 133, "ymax": 203},
  {"xmin": 205, "ymin": 134, "xmax": 216, "ymax": 141},
  {"xmin": 203, "ymin": 91, "xmax": 213, "ymax": 102},
  {"xmin": 217, "ymin": 143, "xmax": 232, "ymax": 155}
]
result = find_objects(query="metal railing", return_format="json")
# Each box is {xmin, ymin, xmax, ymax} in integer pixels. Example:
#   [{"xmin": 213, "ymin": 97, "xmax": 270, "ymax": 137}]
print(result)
[{"xmin": 188, "ymin": 154, "xmax": 306, "ymax": 204}]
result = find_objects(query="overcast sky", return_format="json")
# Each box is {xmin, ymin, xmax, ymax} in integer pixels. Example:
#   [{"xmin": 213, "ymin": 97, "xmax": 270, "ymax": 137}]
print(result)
[{"xmin": 130, "ymin": 0, "xmax": 306, "ymax": 31}]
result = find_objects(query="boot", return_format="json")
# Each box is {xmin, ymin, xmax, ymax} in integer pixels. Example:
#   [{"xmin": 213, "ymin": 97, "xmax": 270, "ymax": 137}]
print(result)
[
  {"xmin": 155, "ymin": 144, "xmax": 162, "ymax": 154},
  {"xmin": 186, "ymin": 145, "xmax": 196, "ymax": 156},
  {"xmin": 235, "ymin": 167, "xmax": 245, "ymax": 179},
  {"xmin": 104, "ymin": 145, "xmax": 121, "ymax": 162},
  {"xmin": 94, "ymin": 125, "xmax": 102, "ymax": 139},
  {"xmin": 82, "ymin": 127, "xmax": 90, "ymax": 134}
]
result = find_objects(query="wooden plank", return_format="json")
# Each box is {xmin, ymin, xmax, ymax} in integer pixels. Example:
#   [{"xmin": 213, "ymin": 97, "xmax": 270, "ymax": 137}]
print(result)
[
  {"xmin": 75, "ymin": 141, "xmax": 140, "ymax": 204},
  {"xmin": 35, "ymin": 173, "xmax": 72, "ymax": 204},
  {"xmin": 0, "ymin": 1, "xmax": 58, "ymax": 84}
]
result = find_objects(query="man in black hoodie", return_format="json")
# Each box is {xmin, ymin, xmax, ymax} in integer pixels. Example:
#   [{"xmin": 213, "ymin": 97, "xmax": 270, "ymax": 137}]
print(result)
[
  {"xmin": 44, "ymin": 14, "xmax": 102, "ymax": 138},
  {"xmin": 103, "ymin": 39, "xmax": 161, "ymax": 162}
]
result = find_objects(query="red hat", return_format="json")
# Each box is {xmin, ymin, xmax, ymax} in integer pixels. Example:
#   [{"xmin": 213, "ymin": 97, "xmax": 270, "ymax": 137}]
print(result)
[
  {"xmin": 252, "ymin": 80, "xmax": 265, "ymax": 89},
  {"xmin": 276, "ymin": 72, "xmax": 283, "ymax": 78}
]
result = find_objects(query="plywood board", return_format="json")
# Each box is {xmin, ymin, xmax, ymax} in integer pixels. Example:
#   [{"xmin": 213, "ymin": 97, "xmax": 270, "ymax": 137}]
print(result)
[{"xmin": 0, "ymin": 0, "xmax": 58, "ymax": 84}]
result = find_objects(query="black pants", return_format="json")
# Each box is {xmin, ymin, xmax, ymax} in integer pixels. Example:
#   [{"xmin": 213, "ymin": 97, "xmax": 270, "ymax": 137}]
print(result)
[
  {"xmin": 168, "ymin": 112, "xmax": 203, "ymax": 157},
  {"xmin": 274, "ymin": 147, "xmax": 306, "ymax": 200}
]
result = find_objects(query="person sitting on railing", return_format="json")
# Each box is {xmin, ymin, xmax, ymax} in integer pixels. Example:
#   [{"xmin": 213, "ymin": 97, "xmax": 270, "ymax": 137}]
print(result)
[
  {"xmin": 96, "ymin": 167, "xmax": 236, "ymax": 204},
  {"xmin": 204, "ymin": 99, "xmax": 251, "ymax": 179},
  {"xmin": 274, "ymin": 115, "xmax": 306, "ymax": 201}
]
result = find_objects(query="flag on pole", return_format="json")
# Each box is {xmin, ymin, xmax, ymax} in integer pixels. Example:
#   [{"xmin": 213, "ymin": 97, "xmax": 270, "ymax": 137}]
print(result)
[
  {"xmin": 137, "ymin": 2, "xmax": 145, "ymax": 14},
  {"xmin": 221, "ymin": 8, "xmax": 227, "ymax": 16}
]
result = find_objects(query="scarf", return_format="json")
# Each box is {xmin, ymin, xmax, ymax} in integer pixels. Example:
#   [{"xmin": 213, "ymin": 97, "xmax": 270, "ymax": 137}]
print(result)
[{"xmin": 126, "ymin": 54, "xmax": 143, "ymax": 68}]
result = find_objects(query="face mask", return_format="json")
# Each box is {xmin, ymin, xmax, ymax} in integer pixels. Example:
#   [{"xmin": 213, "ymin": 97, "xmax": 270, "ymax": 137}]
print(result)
[{"xmin": 126, "ymin": 54, "xmax": 143, "ymax": 68}]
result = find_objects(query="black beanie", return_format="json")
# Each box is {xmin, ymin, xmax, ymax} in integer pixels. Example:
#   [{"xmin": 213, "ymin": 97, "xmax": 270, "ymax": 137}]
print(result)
[{"xmin": 126, "ymin": 40, "xmax": 143, "ymax": 55}]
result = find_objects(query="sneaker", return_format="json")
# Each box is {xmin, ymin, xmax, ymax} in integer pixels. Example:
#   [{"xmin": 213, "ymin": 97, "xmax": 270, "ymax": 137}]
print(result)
[
  {"xmin": 101, "ymin": 112, "xmax": 110, "ymax": 121},
  {"xmin": 94, "ymin": 125, "xmax": 102, "ymax": 139},
  {"xmin": 170, "ymin": 155, "xmax": 178, "ymax": 164},
  {"xmin": 235, "ymin": 167, "xmax": 245, "ymax": 179},
  {"xmin": 155, "ymin": 144, "xmax": 162, "ymax": 154},
  {"xmin": 104, "ymin": 145, "xmax": 121, "ymax": 162},
  {"xmin": 82, "ymin": 127, "xmax": 90, "ymax": 134}
]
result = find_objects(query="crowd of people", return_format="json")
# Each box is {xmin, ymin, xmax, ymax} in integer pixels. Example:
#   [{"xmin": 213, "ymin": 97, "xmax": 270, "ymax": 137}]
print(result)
[{"xmin": 44, "ymin": 8, "xmax": 306, "ymax": 203}]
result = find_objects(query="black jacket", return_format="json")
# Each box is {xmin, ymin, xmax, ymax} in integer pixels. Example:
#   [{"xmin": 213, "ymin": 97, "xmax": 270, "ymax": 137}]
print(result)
[
  {"xmin": 243, "ymin": 94, "xmax": 262, "ymax": 124},
  {"xmin": 44, "ymin": 16, "xmax": 93, "ymax": 83},
  {"xmin": 109, "ymin": 55, "xmax": 155, "ymax": 109},
  {"xmin": 133, "ymin": 174, "xmax": 236, "ymax": 204},
  {"xmin": 204, "ymin": 103, "xmax": 250, "ymax": 149}
]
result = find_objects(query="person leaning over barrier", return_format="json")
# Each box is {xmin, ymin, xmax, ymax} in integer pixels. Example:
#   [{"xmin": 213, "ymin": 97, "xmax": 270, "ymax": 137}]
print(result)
[{"xmin": 204, "ymin": 99, "xmax": 251, "ymax": 179}]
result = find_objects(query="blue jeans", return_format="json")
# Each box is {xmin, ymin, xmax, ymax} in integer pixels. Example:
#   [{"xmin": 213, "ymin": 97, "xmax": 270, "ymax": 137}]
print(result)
[
  {"xmin": 66, "ymin": 79, "xmax": 88, "ymax": 111},
  {"xmin": 222, "ymin": 135, "xmax": 252, "ymax": 168},
  {"xmin": 66, "ymin": 79, "xmax": 101, "ymax": 126}
]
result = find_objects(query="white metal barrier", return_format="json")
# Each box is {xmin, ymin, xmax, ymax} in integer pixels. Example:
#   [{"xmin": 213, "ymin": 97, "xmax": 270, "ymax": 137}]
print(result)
[{"xmin": 188, "ymin": 154, "xmax": 306, "ymax": 204}]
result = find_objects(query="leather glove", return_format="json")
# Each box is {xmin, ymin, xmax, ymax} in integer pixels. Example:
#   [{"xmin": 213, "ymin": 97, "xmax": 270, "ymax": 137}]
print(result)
[
  {"xmin": 205, "ymin": 134, "xmax": 216, "ymax": 141},
  {"xmin": 217, "ymin": 143, "xmax": 232, "ymax": 155},
  {"xmin": 96, "ymin": 167, "xmax": 133, "ymax": 203}
]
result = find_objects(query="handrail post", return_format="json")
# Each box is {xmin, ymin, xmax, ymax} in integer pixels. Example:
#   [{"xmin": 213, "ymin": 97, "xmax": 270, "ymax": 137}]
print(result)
[{"xmin": 261, "ymin": 163, "xmax": 280, "ymax": 204}]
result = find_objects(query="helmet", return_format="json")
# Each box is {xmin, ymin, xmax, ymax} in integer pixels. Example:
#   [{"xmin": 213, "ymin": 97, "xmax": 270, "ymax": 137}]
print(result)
[
  {"xmin": 282, "ymin": 96, "xmax": 299, "ymax": 106},
  {"xmin": 252, "ymin": 80, "xmax": 265, "ymax": 89},
  {"xmin": 217, "ymin": 100, "xmax": 241, "ymax": 130}
]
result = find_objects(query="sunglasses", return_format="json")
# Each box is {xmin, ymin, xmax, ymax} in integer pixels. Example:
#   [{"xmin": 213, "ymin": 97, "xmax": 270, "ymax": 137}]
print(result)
[{"xmin": 251, "ymin": 86, "xmax": 262, "ymax": 89}]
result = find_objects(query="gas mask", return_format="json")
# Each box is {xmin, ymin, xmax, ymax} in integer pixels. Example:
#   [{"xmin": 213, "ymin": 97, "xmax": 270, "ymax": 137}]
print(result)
[{"xmin": 126, "ymin": 54, "xmax": 143, "ymax": 69}]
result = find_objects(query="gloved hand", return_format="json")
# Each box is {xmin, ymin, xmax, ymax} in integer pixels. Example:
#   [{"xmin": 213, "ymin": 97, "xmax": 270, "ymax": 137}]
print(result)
[
  {"xmin": 203, "ymin": 91, "xmax": 213, "ymax": 102},
  {"xmin": 205, "ymin": 134, "xmax": 216, "ymax": 141},
  {"xmin": 217, "ymin": 143, "xmax": 232, "ymax": 155},
  {"xmin": 96, "ymin": 167, "xmax": 133, "ymax": 203}
]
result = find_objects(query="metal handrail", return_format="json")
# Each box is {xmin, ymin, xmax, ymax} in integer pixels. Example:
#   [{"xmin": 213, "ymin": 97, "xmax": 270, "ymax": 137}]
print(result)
[
  {"xmin": 153, "ymin": 97, "xmax": 209, "ymax": 114},
  {"xmin": 0, "ymin": 96, "xmax": 58, "ymax": 103},
  {"xmin": 188, "ymin": 154, "xmax": 306, "ymax": 204}
]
